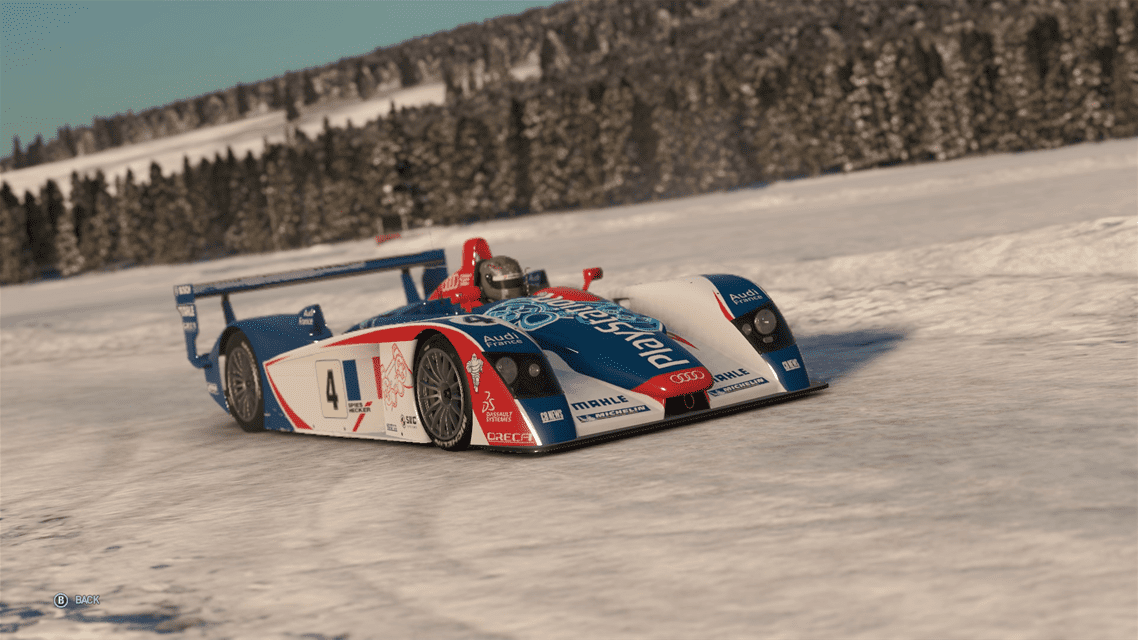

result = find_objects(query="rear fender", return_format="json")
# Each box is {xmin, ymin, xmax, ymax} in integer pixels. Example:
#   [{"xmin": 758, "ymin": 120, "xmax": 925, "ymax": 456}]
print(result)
[{"xmin": 212, "ymin": 306, "xmax": 334, "ymax": 429}]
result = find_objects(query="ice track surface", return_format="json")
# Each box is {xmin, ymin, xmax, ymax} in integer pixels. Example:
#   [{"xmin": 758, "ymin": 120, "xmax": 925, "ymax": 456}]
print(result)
[{"xmin": 1, "ymin": 139, "xmax": 1135, "ymax": 639}]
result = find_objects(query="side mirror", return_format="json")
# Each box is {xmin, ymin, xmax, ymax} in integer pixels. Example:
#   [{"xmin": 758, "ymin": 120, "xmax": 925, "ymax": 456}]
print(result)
[{"xmin": 582, "ymin": 267, "xmax": 603, "ymax": 291}]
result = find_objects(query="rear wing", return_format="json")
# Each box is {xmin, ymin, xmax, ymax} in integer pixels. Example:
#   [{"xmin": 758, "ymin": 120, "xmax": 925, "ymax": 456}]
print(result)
[{"xmin": 174, "ymin": 249, "xmax": 447, "ymax": 368}]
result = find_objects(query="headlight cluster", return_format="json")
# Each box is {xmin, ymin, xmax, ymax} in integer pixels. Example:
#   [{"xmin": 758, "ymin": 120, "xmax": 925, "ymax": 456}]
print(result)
[
  {"xmin": 733, "ymin": 304, "xmax": 794, "ymax": 353},
  {"xmin": 488, "ymin": 353, "xmax": 561, "ymax": 398}
]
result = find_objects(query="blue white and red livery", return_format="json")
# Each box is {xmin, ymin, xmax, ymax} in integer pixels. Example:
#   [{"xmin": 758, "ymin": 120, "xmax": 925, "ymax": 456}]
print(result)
[{"xmin": 174, "ymin": 237, "xmax": 827, "ymax": 452}]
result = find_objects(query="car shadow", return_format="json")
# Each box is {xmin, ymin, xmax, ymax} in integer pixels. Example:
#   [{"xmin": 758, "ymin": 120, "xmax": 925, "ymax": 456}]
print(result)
[{"xmin": 796, "ymin": 328, "xmax": 909, "ymax": 384}]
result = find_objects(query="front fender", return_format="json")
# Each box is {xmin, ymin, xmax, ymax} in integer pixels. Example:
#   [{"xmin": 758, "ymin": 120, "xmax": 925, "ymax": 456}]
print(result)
[{"xmin": 610, "ymin": 276, "xmax": 812, "ymax": 392}]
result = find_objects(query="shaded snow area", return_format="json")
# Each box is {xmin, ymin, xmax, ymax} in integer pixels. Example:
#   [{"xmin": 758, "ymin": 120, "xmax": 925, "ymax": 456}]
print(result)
[
  {"xmin": 1, "ymin": 138, "xmax": 1135, "ymax": 638},
  {"xmin": 0, "ymin": 82, "xmax": 446, "ymax": 199}
]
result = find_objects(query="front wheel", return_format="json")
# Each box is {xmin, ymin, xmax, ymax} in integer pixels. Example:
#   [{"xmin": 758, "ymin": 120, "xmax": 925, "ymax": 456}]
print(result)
[
  {"xmin": 414, "ymin": 335, "xmax": 472, "ymax": 451},
  {"xmin": 224, "ymin": 332, "xmax": 265, "ymax": 432}
]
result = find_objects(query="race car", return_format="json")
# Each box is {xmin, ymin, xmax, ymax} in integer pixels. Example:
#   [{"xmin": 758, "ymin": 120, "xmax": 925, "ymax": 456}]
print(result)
[{"xmin": 174, "ymin": 237, "xmax": 827, "ymax": 452}]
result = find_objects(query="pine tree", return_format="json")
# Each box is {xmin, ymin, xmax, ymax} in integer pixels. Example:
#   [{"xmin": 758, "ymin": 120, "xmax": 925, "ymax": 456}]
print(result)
[
  {"xmin": 303, "ymin": 71, "xmax": 320, "ymax": 105},
  {"xmin": 37, "ymin": 180, "xmax": 67, "ymax": 272},
  {"xmin": 417, "ymin": 109, "xmax": 460, "ymax": 223},
  {"xmin": 113, "ymin": 170, "xmax": 144, "ymax": 265},
  {"xmin": 224, "ymin": 152, "xmax": 272, "ymax": 254},
  {"xmin": 0, "ymin": 182, "xmax": 32, "ymax": 283},
  {"xmin": 300, "ymin": 173, "xmax": 326, "ymax": 242},
  {"xmin": 26, "ymin": 135, "xmax": 45, "ymax": 167},
  {"xmin": 356, "ymin": 62, "xmax": 377, "ymax": 100},
  {"xmin": 284, "ymin": 86, "xmax": 301, "ymax": 122},
  {"xmin": 597, "ymin": 80, "xmax": 635, "ymax": 205},
  {"xmin": 145, "ymin": 162, "xmax": 185, "ymax": 263},
  {"xmin": 54, "ymin": 206, "xmax": 85, "ymax": 277},
  {"xmin": 452, "ymin": 115, "xmax": 498, "ymax": 220},
  {"xmin": 76, "ymin": 171, "xmax": 117, "ymax": 269},
  {"xmin": 262, "ymin": 147, "xmax": 300, "ymax": 250},
  {"xmin": 69, "ymin": 172, "xmax": 92, "ymax": 249},
  {"xmin": 58, "ymin": 125, "xmax": 78, "ymax": 157},
  {"xmin": 11, "ymin": 136, "xmax": 24, "ymax": 169},
  {"xmin": 204, "ymin": 150, "xmax": 237, "ymax": 253},
  {"xmin": 236, "ymin": 83, "xmax": 251, "ymax": 115}
]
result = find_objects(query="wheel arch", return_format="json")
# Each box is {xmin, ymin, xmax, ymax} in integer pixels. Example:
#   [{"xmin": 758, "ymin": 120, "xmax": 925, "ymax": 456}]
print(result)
[
  {"xmin": 218, "ymin": 326, "xmax": 246, "ymax": 361},
  {"xmin": 411, "ymin": 327, "xmax": 444, "ymax": 364}
]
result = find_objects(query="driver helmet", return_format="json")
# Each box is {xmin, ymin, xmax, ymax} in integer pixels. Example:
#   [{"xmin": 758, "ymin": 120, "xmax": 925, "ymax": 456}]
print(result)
[{"xmin": 477, "ymin": 256, "xmax": 527, "ymax": 301}]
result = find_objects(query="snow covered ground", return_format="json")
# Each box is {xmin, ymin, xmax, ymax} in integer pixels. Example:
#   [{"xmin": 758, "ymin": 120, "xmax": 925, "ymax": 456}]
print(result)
[
  {"xmin": 0, "ymin": 82, "xmax": 446, "ymax": 199},
  {"xmin": 1, "ymin": 138, "xmax": 1135, "ymax": 638}
]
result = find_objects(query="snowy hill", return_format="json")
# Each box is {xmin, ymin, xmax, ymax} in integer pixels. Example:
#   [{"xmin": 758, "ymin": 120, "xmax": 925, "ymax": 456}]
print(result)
[
  {"xmin": 0, "ymin": 82, "xmax": 446, "ymax": 199},
  {"xmin": 1, "ymin": 138, "xmax": 1135, "ymax": 638}
]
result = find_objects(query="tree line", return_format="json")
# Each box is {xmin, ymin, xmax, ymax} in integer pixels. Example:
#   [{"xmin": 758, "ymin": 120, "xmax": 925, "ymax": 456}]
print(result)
[{"xmin": 2, "ymin": 0, "xmax": 1135, "ymax": 283}]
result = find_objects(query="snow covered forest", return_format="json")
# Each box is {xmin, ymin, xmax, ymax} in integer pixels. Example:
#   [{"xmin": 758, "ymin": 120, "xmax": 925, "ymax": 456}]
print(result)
[{"xmin": 1, "ymin": 0, "xmax": 1136, "ymax": 283}]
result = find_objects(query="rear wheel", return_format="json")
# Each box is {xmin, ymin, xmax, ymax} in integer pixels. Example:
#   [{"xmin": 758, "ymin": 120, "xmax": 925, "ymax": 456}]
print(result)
[
  {"xmin": 224, "ymin": 332, "xmax": 265, "ymax": 432},
  {"xmin": 414, "ymin": 335, "xmax": 472, "ymax": 451}
]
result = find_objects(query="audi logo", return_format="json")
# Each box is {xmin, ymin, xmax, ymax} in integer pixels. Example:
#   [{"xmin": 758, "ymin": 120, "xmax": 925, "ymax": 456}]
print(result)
[{"xmin": 669, "ymin": 371, "xmax": 706, "ymax": 383}]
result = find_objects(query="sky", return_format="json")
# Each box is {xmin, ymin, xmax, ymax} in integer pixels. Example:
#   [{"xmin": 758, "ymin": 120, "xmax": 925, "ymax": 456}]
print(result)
[{"xmin": 0, "ymin": 0, "xmax": 560, "ymax": 155}]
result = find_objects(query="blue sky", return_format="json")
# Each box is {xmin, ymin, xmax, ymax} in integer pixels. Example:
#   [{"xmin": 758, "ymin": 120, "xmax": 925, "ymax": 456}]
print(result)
[{"xmin": 1, "ymin": 1, "xmax": 559, "ymax": 155}]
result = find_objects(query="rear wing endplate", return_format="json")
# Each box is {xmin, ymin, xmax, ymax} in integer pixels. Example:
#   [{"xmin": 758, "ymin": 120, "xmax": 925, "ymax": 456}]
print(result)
[{"xmin": 174, "ymin": 249, "xmax": 447, "ymax": 368}]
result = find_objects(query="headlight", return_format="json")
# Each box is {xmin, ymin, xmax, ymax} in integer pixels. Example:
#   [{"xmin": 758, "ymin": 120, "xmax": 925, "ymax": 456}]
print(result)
[
  {"xmin": 527, "ymin": 363, "xmax": 541, "ymax": 378},
  {"xmin": 753, "ymin": 309, "xmax": 777, "ymax": 335},
  {"xmin": 495, "ymin": 357, "xmax": 518, "ymax": 384}
]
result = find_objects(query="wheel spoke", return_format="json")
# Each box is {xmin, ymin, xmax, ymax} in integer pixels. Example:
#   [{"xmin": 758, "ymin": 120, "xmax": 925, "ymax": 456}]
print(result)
[{"xmin": 416, "ymin": 345, "xmax": 469, "ymax": 444}]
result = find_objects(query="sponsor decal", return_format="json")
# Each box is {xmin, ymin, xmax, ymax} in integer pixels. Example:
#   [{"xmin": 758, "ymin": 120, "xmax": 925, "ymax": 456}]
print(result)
[
  {"xmin": 382, "ymin": 345, "xmax": 414, "ymax": 411},
  {"xmin": 570, "ymin": 395, "xmax": 629, "ymax": 411},
  {"xmin": 299, "ymin": 317, "xmax": 314, "ymax": 326},
  {"xmin": 540, "ymin": 409, "xmax": 564, "ymax": 423},
  {"xmin": 669, "ymin": 370, "xmax": 706, "ymax": 384},
  {"xmin": 713, "ymin": 368, "xmax": 750, "ymax": 383},
  {"xmin": 207, "ymin": 382, "xmax": 220, "ymax": 395},
  {"xmin": 400, "ymin": 414, "xmax": 418, "ymax": 426},
  {"xmin": 177, "ymin": 304, "xmax": 196, "ymax": 318},
  {"xmin": 484, "ymin": 294, "xmax": 691, "ymax": 369},
  {"xmin": 576, "ymin": 404, "xmax": 650, "ymax": 423},
  {"xmin": 350, "ymin": 401, "xmax": 373, "ymax": 432},
  {"xmin": 483, "ymin": 331, "xmax": 525, "ymax": 349},
  {"xmin": 437, "ymin": 272, "xmax": 474, "ymax": 293},
  {"xmin": 176, "ymin": 285, "xmax": 192, "ymax": 296},
  {"xmin": 182, "ymin": 321, "xmax": 197, "ymax": 332},
  {"xmin": 708, "ymin": 377, "xmax": 769, "ymax": 398},
  {"xmin": 782, "ymin": 359, "xmax": 801, "ymax": 372},
  {"xmin": 466, "ymin": 354, "xmax": 484, "ymax": 391},
  {"xmin": 481, "ymin": 391, "xmax": 513, "ymax": 422},
  {"xmin": 729, "ymin": 288, "xmax": 765, "ymax": 305},
  {"xmin": 387, "ymin": 423, "xmax": 399, "ymax": 433},
  {"xmin": 299, "ymin": 307, "xmax": 316, "ymax": 325},
  {"xmin": 487, "ymin": 432, "xmax": 535, "ymax": 445}
]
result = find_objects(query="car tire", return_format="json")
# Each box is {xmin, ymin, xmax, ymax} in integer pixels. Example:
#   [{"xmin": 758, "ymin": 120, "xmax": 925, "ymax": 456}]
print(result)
[
  {"xmin": 414, "ymin": 335, "xmax": 472, "ymax": 451},
  {"xmin": 224, "ymin": 332, "xmax": 265, "ymax": 432}
]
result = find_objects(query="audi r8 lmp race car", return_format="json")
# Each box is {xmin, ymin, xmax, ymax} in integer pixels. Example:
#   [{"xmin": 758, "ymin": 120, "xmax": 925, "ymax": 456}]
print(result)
[{"xmin": 174, "ymin": 237, "xmax": 827, "ymax": 452}]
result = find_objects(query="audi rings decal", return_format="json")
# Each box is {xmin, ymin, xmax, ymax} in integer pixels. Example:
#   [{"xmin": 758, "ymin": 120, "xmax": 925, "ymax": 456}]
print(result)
[{"xmin": 669, "ymin": 370, "xmax": 706, "ymax": 384}]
